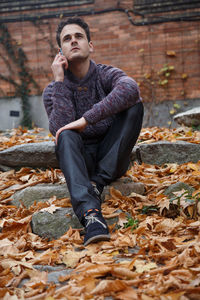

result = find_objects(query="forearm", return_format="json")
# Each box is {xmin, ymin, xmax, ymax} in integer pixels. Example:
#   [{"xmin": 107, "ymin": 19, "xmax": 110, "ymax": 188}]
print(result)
[{"xmin": 83, "ymin": 77, "xmax": 141, "ymax": 124}]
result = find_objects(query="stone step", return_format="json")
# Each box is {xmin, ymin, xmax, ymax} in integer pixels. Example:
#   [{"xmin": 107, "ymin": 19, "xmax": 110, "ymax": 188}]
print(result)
[
  {"xmin": 0, "ymin": 140, "xmax": 200, "ymax": 169},
  {"xmin": 174, "ymin": 107, "xmax": 200, "ymax": 127},
  {"xmin": 31, "ymin": 207, "xmax": 82, "ymax": 240},
  {"xmin": 132, "ymin": 141, "xmax": 200, "ymax": 165},
  {"xmin": 0, "ymin": 141, "xmax": 58, "ymax": 168},
  {"xmin": 11, "ymin": 178, "xmax": 145, "ymax": 208},
  {"xmin": 31, "ymin": 207, "xmax": 128, "ymax": 240},
  {"xmin": 30, "ymin": 181, "xmax": 194, "ymax": 241}
]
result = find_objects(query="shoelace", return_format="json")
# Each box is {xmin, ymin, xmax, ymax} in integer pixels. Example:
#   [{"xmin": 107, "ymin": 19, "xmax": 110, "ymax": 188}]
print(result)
[
  {"xmin": 85, "ymin": 214, "xmax": 107, "ymax": 229},
  {"xmin": 91, "ymin": 182, "xmax": 101, "ymax": 197},
  {"xmin": 93, "ymin": 186, "xmax": 101, "ymax": 196}
]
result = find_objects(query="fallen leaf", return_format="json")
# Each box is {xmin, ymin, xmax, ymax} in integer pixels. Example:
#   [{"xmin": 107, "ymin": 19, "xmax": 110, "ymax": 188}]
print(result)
[
  {"xmin": 133, "ymin": 259, "xmax": 157, "ymax": 273},
  {"xmin": 39, "ymin": 204, "xmax": 61, "ymax": 215},
  {"xmin": 91, "ymin": 279, "xmax": 127, "ymax": 295},
  {"xmin": 62, "ymin": 249, "xmax": 86, "ymax": 268}
]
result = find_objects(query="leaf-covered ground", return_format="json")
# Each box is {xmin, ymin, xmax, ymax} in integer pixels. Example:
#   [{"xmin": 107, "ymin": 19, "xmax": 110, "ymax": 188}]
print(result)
[{"xmin": 0, "ymin": 127, "xmax": 200, "ymax": 300}]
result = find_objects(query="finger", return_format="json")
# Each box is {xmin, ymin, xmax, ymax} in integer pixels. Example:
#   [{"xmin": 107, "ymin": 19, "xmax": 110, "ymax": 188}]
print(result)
[
  {"xmin": 55, "ymin": 53, "xmax": 65, "ymax": 60},
  {"xmin": 55, "ymin": 132, "xmax": 59, "ymax": 145},
  {"xmin": 56, "ymin": 127, "xmax": 66, "ymax": 144},
  {"xmin": 56, "ymin": 128, "xmax": 61, "ymax": 144}
]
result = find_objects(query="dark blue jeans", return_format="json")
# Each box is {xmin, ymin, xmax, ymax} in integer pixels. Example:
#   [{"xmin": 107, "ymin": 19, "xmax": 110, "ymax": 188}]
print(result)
[{"xmin": 55, "ymin": 102, "xmax": 144, "ymax": 223}]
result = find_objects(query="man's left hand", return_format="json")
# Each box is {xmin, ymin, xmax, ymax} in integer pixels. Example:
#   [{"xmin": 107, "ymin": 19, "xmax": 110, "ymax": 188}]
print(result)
[{"xmin": 56, "ymin": 117, "xmax": 88, "ymax": 144}]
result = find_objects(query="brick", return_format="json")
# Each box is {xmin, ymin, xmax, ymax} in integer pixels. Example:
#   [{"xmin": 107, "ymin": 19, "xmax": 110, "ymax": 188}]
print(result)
[{"xmin": 0, "ymin": 2, "xmax": 199, "ymax": 104}]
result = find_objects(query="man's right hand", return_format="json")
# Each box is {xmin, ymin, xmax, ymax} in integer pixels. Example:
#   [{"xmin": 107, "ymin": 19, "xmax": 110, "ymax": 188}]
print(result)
[{"xmin": 51, "ymin": 52, "xmax": 68, "ymax": 82}]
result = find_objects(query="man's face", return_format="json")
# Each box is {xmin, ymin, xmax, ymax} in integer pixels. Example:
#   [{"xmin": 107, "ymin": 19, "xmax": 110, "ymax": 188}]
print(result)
[{"xmin": 60, "ymin": 24, "xmax": 93, "ymax": 62}]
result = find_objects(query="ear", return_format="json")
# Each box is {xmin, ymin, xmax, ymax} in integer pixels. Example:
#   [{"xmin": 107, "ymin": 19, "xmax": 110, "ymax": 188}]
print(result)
[{"xmin": 89, "ymin": 41, "xmax": 94, "ymax": 53}]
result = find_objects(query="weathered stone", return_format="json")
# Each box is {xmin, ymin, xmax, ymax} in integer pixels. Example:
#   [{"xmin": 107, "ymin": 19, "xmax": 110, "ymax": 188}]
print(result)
[
  {"xmin": 131, "ymin": 146, "xmax": 141, "ymax": 164},
  {"xmin": 0, "ymin": 141, "xmax": 58, "ymax": 168},
  {"xmin": 0, "ymin": 164, "xmax": 13, "ymax": 172},
  {"xmin": 142, "ymin": 99, "xmax": 200, "ymax": 128},
  {"xmin": 11, "ymin": 180, "xmax": 145, "ymax": 208},
  {"xmin": 174, "ymin": 107, "xmax": 200, "ymax": 127},
  {"xmin": 1, "ymin": 139, "xmax": 200, "ymax": 169},
  {"xmin": 34, "ymin": 265, "xmax": 67, "ymax": 272},
  {"xmin": 31, "ymin": 207, "xmax": 82, "ymax": 240},
  {"xmin": 31, "ymin": 206, "xmax": 126, "ymax": 240},
  {"xmin": 135, "ymin": 141, "xmax": 200, "ymax": 165},
  {"xmin": 18, "ymin": 265, "xmax": 72, "ymax": 287},
  {"xmin": 47, "ymin": 269, "xmax": 72, "ymax": 284},
  {"xmin": 12, "ymin": 183, "xmax": 69, "ymax": 208},
  {"xmin": 35, "ymin": 265, "xmax": 72, "ymax": 285},
  {"xmin": 164, "ymin": 182, "xmax": 195, "ymax": 198},
  {"xmin": 108, "ymin": 177, "xmax": 145, "ymax": 196}
]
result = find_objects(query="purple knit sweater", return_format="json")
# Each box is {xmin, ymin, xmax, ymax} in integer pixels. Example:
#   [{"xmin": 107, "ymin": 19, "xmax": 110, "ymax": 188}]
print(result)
[{"xmin": 43, "ymin": 60, "xmax": 141, "ymax": 139}]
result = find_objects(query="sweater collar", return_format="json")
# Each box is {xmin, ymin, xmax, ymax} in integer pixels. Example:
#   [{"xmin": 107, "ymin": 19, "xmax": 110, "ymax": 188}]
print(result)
[{"xmin": 64, "ymin": 60, "xmax": 96, "ymax": 88}]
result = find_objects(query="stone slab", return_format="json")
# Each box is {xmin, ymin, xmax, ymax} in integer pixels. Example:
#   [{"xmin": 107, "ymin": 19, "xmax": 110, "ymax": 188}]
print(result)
[
  {"xmin": 174, "ymin": 107, "xmax": 200, "ymax": 127},
  {"xmin": 1, "ymin": 140, "xmax": 200, "ymax": 169},
  {"xmin": 132, "ymin": 141, "xmax": 200, "ymax": 165},
  {"xmin": 11, "ymin": 179, "xmax": 145, "ymax": 208},
  {"xmin": 11, "ymin": 183, "xmax": 69, "ymax": 208},
  {"xmin": 0, "ymin": 141, "xmax": 58, "ymax": 168},
  {"xmin": 31, "ymin": 207, "xmax": 128, "ymax": 240},
  {"xmin": 31, "ymin": 207, "xmax": 82, "ymax": 240},
  {"xmin": 164, "ymin": 182, "xmax": 195, "ymax": 198}
]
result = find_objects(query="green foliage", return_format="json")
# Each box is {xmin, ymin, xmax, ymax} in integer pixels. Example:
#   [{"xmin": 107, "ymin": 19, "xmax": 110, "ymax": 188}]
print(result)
[
  {"xmin": 170, "ymin": 190, "xmax": 200, "ymax": 218},
  {"xmin": 0, "ymin": 23, "xmax": 40, "ymax": 128},
  {"xmin": 173, "ymin": 103, "xmax": 181, "ymax": 109},
  {"xmin": 137, "ymin": 205, "xmax": 159, "ymax": 215},
  {"xmin": 123, "ymin": 217, "xmax": 139, "ymax": 231},
  {"xmin": 192, "ymin": 124, "xmax": 200, "ymax": 131},
  {"xmin": 158, "ymin": 64, "xmax": 175, "ymax": 86}
]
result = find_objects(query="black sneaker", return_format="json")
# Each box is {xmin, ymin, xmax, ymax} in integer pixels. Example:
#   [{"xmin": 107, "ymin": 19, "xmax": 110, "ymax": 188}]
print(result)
[{"xmin": 83, "ymin": 209, "xmax": 110, "ymax": 246}]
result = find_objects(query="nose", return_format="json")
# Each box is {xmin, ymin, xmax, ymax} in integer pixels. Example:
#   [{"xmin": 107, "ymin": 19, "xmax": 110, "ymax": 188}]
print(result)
[{"xmin": 71, "ymin": 35, "xmax": 77, "ymax": 44}]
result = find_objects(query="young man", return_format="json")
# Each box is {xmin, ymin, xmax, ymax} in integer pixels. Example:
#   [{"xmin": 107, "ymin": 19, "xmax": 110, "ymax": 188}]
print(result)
[{"xmin": 43, "ymin": 17, "xmax": 143, "ymax": 246}]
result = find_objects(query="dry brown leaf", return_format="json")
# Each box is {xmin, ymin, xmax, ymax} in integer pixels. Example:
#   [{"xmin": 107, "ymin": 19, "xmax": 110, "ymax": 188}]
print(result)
[
  {"xmin": 117, "ymin": 212, "xmax": 129, "ymax": 227},
  {"xmin": 77, "ymin": 276, "xmax": 97, "ymax": 293},
  {"xmin": 90, "ymin": 253, "xmax": 114, "ymax": 264},
  {"xmin": 2, "ymin": 292, "xmax": 19, "ymax": 300},
  {"xmin": 0, "ymin": 127, "xmax": 200, "ymax": 299},
  {"xmin": 91, "ymin": 279, "xmax": 127, "ymax": 295},
  {"xmin": 0, "ymin": 258, "xmax": 33, "ymax": 270},
  {"xmin": 133, "ymin": 259, "xmax": 157, "ymax": 273},
  {"xmin": 111, "ymin": 266, "xmax": 138, "ymax": 279},
  {"xmin": 0, "ymin": 238, "xmax": 19, "ymax": 256},
  {"xmin": 154, "ymin": 219, "xmax": 181, "ymax": 234},
  {"xmin": 116, "ymin": 287, "xmax": 138, "ymax": 299},
  {"xmin": 62, "ymin": 249, "xmax": 87, "ymax": 268}
]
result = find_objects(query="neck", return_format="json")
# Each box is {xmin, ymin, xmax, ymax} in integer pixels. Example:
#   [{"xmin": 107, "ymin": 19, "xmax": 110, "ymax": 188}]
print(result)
[{"xmin": 68, "ymin": 59, "xmax": 90, "ymax": 79}]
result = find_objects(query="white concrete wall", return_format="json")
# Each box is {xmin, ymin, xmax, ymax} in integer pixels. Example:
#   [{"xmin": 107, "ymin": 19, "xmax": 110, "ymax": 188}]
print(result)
[
  {"xmin": 0, "ymin": 96, "xmax": 200, "ymax": 131},
  {"xmin": 0, "ymin": 96, "xmax": 49, "ymax": 131},
  {"xmin": 0, "ymin": 97, "xmax": 22, "ymax": 130},
  {"xmin": 29, "ymin": 96, "xmax": 49, "ymax": 130}
]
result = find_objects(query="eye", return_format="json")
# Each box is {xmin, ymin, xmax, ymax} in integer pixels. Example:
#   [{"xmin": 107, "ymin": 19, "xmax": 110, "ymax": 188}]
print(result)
[
  {"xmin": 63, "ymin": 35, "xmax": 71, "ymax": 42},
  {"xmin": 76, "ymin": 33, "xmax": 83, "ymax": 39}
]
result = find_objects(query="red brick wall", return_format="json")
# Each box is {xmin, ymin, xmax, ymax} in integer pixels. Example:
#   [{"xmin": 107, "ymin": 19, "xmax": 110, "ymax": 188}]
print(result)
[{"xmin": 0, "ymin": 0, "xmax": 199, "ymax": 103}]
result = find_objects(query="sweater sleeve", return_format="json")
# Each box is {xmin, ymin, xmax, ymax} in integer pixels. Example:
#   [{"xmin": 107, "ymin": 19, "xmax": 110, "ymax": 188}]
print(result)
[
  {"xmin": 83, "ymin": 65, "xmax": 141, "ymax": 124},
  {"xmin": 43, "ymin": 81, "xmax": 76, "ymax": 136}
]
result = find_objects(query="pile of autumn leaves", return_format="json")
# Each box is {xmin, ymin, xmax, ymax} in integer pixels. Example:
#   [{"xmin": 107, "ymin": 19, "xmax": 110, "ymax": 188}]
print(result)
[{"xmin": 0, "ymin": 126, "xmax": 200, "ymax": 300}]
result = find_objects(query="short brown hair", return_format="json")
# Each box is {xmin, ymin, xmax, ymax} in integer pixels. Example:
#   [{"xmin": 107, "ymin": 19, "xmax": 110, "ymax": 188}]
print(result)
[{"xmin": 56, "ymin": 17, "xmax": 91, "ymax": 47}]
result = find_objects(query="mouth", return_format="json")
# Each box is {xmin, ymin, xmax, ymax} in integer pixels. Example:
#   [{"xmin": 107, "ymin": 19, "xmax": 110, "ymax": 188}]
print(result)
[{"xmin": 71, "ymin": 47, "xmax": 80, "ymax": 51}]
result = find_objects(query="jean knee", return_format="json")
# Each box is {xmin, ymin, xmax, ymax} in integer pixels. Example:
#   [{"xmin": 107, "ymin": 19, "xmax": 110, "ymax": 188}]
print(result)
[
  {"xmin": 56, "ymin": 130, "xmax": 82, "ymax": 152},
  {"xmin": 126, "ymin": 102, "xmax": 144, "ymax": 121},
  {"xmin": 58, "ymin": 129, "xmax": 79, "ymax": 142}
]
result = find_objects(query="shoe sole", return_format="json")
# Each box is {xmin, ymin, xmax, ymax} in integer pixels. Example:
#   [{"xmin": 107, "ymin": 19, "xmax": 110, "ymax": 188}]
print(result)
[{"xmin": 84, "ymin": 234, "xmax": 110, "ymax": 246}]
